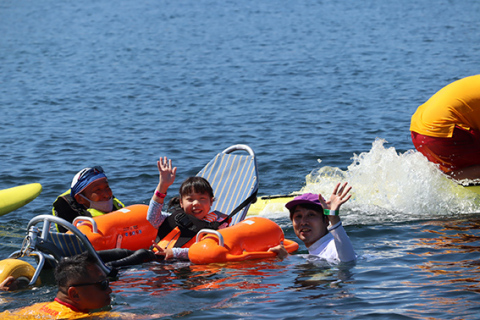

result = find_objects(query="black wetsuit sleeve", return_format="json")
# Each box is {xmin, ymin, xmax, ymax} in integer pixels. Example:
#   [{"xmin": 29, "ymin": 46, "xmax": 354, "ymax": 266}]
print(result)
[{"xmin": 98, "ymin": 249, "xmax": 160, "ymax": 268}]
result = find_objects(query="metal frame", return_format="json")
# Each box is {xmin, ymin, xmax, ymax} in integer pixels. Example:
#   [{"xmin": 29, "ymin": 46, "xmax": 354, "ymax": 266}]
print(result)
[
  {"xmin": 8, "ymin": 215, "xmax": 111, "ymax": 286},
  {"xmin": 196, "ymin": 229, "xmax": 224, "ymax": 247}
]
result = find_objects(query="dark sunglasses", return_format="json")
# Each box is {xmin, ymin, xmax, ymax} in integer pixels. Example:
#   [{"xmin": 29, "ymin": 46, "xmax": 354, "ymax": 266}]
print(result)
[{"xmin": 70, "ymin": 278, "xmax": 109, "ymax": 291}]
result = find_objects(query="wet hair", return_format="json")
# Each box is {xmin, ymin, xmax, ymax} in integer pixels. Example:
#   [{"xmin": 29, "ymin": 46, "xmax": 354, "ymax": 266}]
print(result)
[
  {"xmin": 179, "ymin": 177, "xmax": 214, "ymax": 199},
  {"xmin": 167, "ymin": 196, "xmax": 181, "ymax": 209},
  {"xmin": 54, "ymin": 252, "xmax": 99, "ymax": 289}
]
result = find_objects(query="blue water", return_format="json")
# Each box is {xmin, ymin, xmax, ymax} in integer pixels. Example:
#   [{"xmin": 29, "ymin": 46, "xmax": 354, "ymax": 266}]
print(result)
[{"xmin": 1, "ymin": 0, "xmax": 480, "ymax": 318}]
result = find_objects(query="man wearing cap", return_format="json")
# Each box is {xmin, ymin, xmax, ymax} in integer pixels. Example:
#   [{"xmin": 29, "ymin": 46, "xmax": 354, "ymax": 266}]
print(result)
[
  {"xmin": 52, "ymin": 167, "xmax": 124, "ymax": 233},
  {"xmin": 284, "ymin": 182, "xmax": 356, "ymax": 263}
]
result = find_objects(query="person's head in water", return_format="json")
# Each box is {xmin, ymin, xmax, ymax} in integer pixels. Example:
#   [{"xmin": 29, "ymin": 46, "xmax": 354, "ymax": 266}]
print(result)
[
  {"xmin": 286, "ymin": 193, "xmax": 329, "ymax": 248},
  {"xmin": 55, "ymin": 252, "xmax": 112, "ymax": 312},
  {"xmin": 178, "ymin": 177, "xmax": 215, "ymax": 220}
]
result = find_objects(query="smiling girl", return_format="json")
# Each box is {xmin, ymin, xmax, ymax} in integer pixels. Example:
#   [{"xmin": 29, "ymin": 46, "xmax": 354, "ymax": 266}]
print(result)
[{"xmin": 147, "ymin": 157, "xmax": 229, "ymax": 261}]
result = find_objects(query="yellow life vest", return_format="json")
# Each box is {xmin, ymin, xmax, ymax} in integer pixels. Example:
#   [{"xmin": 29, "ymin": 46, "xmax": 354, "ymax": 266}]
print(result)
[
  {"xmin": 2, "ymin": 299, "xmax": 96, "ymax": 319},
  {"xmin": 1, "ymin": 299, "xmax": 130, "ymax": 319}
]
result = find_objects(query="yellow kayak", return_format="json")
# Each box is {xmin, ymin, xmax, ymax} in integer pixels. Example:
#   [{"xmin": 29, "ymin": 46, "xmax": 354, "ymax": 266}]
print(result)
[
  {"xmin": 247, "ymin": 194, "xmax": 298, "ymax": 216},
  {"xmin": 0, "ymin": 183, "xmax": 42, "ymax": 216},
  {"xmin": 465, "ymin": 184, "xmax": 480, "ymax": 195}
]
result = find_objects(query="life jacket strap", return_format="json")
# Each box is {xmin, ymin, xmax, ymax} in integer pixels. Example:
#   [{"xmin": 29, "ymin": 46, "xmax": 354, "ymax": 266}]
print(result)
[{"xmin": 154, "ymin": 205, "xmax": 221, "ymax": 249}]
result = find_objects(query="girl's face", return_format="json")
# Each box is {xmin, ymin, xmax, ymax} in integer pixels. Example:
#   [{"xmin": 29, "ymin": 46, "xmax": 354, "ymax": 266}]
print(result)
[{"xmin": 180, "ymin": 191, "xmax": 214, "ymax": 220}]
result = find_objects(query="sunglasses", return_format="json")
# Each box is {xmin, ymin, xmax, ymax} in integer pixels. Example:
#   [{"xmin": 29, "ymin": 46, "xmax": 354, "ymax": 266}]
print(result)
[{"xmin": 70, "ymin": 278, "xmax": 109, "ymax": 291}]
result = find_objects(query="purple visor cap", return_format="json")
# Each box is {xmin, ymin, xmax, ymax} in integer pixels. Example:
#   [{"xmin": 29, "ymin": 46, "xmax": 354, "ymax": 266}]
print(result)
[{"xmin": 285, "ymin": 193, "xmax": 324, "ymax": 219}]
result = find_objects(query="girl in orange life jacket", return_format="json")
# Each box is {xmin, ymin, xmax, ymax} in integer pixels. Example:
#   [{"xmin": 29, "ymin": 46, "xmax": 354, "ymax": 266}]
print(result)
[{"xmin": 147, "ymin": 157, "xmax": 229, "ymax": 260}]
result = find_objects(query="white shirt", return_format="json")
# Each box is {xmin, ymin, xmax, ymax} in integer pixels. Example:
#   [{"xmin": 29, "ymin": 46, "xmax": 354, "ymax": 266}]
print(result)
[{"xmin": 307, "ymin": 221, "xmax": 356, "ymax": 263}]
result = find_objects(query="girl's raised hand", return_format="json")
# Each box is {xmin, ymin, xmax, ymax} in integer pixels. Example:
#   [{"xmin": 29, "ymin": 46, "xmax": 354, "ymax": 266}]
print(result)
[{"xmin": 157, "ymin": 156, "xmax": 177, "ymax": 189}]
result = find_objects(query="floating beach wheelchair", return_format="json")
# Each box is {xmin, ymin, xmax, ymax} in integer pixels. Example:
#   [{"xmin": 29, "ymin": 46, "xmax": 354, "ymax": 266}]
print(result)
[
  {"xmin": 196, "ymin": 144, "xmax": 259, "ymax": 225},
  {"xmin": 0, "ymin": 215, "xmax": 113, "ymax": 288},
  {"xmin": 74, "ymin": 144, "xmax": 261, "ymax": 252},
  {"xmin": 0, "ymin": 144, "xmax": 297, "ymax": 287},
  {"xmin": 190, "ymin": 144, "xmax": 298, "ymax": 263}
]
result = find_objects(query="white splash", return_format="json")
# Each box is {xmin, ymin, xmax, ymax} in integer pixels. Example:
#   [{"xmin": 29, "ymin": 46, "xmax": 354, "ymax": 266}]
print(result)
[{"xmin": 259, "ymin": 138, "xmax": 480, "ymax": 225}]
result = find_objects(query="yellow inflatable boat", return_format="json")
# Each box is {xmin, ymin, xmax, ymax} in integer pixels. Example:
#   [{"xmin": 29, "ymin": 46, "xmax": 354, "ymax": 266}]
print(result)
[{"xmin": 0, "ymin": 183, "xmax": 42, "ymax": 216}]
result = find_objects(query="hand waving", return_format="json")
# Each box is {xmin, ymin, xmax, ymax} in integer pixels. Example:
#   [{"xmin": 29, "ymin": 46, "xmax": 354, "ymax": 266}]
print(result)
[
  {"xmin": 318, "ymin": 182, "xmax": 352, "ymax": 211},
  {"xmin": 157, "ymin": 156, "xmax": 177, "ymax": 190}
]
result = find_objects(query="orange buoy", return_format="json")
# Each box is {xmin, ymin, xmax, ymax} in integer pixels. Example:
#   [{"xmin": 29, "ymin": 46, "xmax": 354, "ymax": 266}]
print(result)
[
  {"xmin": 73, "ymin": 204, "xmax": 157, "ymax": 251},
  {"xmin": 188, "ymin": 217, "xmax": 298, "ymax": 264}
]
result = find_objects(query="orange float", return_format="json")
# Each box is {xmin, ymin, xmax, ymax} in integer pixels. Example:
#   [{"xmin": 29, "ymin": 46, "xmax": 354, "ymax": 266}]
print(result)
[
  {"xmin": 188, "ymin": 217, "xmax": 299, "ymax": 264},
  {"xmin": 72, "ymin": 204, "xmax": 158, "ymax": 251}
]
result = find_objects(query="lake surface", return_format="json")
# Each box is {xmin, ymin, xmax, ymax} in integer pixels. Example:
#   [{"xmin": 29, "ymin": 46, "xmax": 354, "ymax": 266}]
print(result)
[{"xmin": 1, "ymin": 0, "xmax": 480, "ymax": 318}]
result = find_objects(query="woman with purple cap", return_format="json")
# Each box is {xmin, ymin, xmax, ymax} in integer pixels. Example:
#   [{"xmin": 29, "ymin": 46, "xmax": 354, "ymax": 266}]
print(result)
[
  {"xmin": 285, "ymin": 182, "xmax": 356, "ymax": 263},
  {"xmin": 52, "ymin": 167, "xmax": 125, "ymax": 233}
]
